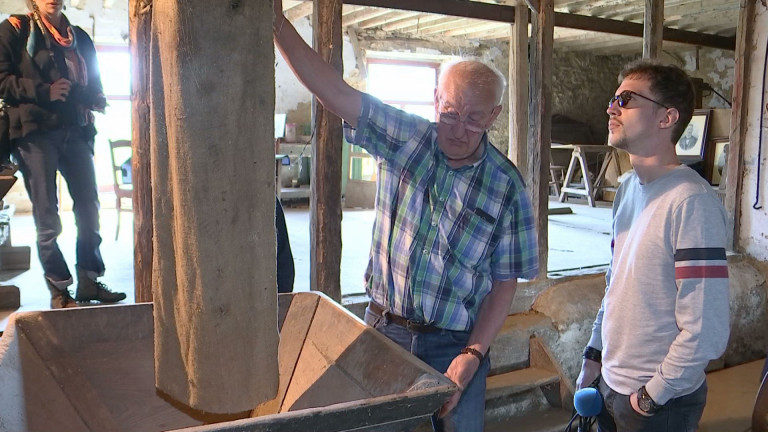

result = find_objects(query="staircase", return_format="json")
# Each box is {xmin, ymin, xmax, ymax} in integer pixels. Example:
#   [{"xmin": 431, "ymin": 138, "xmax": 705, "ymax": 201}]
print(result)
[{"xmin": 484, "ymin": 312, "xmax": 575, "ymax": 432}]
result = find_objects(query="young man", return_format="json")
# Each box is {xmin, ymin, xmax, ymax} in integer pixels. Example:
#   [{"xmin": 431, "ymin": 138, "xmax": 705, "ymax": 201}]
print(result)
[
  {"xmin": 576, "ymin": 60, "xmax": 730, "ymax": 431},
  {"xmin": 273, "ymin": 2, "xmax": 538, "ymax": 431}
]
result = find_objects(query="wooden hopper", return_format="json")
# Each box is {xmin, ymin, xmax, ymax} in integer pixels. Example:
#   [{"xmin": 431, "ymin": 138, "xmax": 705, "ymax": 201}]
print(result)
[{"xmin": 0, "ymin": 292, "xmax": 456, "ymax": 432}]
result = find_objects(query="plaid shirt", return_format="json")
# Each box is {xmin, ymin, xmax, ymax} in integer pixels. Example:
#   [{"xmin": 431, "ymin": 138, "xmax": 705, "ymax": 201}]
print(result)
[{"xmin": 346, "ymin": 95, "xmax": 538, "ymax": 331}]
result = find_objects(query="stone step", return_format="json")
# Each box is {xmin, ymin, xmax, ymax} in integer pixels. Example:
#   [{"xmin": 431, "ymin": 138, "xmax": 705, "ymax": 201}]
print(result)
[
  {"xmin": 485, "ymin": 366, "xmax": 565, "ymax": 424},
  {"xmin": 486, "ymin": 367, "xmax": 561, "ymax": 400},
  {"xmin": 489, "ymin": 311, "xmax": 557, "ymax": 375},
  {"xmin": 485, "ymin": 407, "xmax": 574, "ymax": 432}
]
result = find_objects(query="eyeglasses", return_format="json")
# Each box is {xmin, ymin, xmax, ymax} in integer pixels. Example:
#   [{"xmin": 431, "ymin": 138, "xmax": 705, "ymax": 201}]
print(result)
[
  {"xmin": 608, "ymin": 90, "xmax": 669, "ymax": 110},
  {"xmin": 438, "ymin": 112, "xmax": 486, "ymax": 133}
]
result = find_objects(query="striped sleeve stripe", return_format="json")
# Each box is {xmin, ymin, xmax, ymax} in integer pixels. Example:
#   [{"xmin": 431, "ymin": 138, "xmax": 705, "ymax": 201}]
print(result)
[
  {"xmin": 674, "ymin": 247, "xmax": 726, "ymax": 261},
  {"xmin": 675, "ymin": 265, "xmax": 729, "ymax": 279},
  {"xmin": 675, "ymin": 248, "xmax": 728, "ymax": 280}
]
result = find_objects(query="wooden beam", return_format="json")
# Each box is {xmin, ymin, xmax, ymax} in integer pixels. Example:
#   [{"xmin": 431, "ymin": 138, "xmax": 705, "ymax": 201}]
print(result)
[
  {"xmin": 345, "ymin": 0, "xmax": 516, "ymax": 23},
  {"xmin": 381, "ymin": 13, "xmax": 442, "ymax": 31},
  {"xmin": 335, "ymin": 0, "xmax": 736, "ymax": 50},
  {"xmin": 311, "ymin": 0, "xmax": 344, "ymax": 302},
  {"xmin": 528, "ymin": 0, "xmax": 554, "ymax": 280},
  {"xmin": 725, "ymin": 0, "xmax": 756, "ymax": 250},
  {"xmin": 553, "ymin": 11, "xmax": 735, "ymax": 50},
  {"xmin": 128, "ymin": 0, "xmax": 153, "ymax": 303},
  {"xmin": 286, "ymin": 2, "xmax": 314, "ymax": 20},
  {"xmin": 343, "ymin": 8, "xmax": 391, "ymax": 26},
  {"xmin": 357, "ymin": 10, "xmax": 415, "ymax": 29},
  {"xmin": 643, "ymin": 0, "xmax": 664, "ymax": 59},
  {"xmin": 508, "ymin": 4, "xmax": 529, "ymax": 177}
]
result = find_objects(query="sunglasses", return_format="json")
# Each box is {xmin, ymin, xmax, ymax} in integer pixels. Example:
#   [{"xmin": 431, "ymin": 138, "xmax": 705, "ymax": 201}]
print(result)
[{"xmin": 608, "ymin": 90, "xmax": 669, "ymax": 109}]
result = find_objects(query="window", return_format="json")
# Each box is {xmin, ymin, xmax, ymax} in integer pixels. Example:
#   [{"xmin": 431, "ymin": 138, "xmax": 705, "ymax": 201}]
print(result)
[
  {"xmin": 366, "ymin": 59, "xmax": 438, "ymax": 122},
  {"xmin": 349, "ymin": 59, "xmax": 439, "ymax": 182},
  {"xmin": 93, "ymin": 46, "xmax": 131, "ymax": 192}
]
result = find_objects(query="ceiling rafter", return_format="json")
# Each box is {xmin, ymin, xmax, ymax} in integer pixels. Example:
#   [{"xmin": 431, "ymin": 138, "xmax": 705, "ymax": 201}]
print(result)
[{"xmin": 381, "ymin": 13, "xmax": 446, "ymax": 31}]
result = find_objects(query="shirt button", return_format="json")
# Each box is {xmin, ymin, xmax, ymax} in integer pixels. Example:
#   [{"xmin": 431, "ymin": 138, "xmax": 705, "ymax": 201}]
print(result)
[
  {"xmin": 422, "ymin": 249, "xmax": 428, "ymax": 255},
  {"xmin": 448, "ymin": 172, "xmax": 454, "ymax": 177},
  {"xmin": 440, "ymin": 197, "xmax": 445, "ymax": 202},
  {"xmin": 431, "ymin": 221, "xmax": 437, "ymax": 227}
]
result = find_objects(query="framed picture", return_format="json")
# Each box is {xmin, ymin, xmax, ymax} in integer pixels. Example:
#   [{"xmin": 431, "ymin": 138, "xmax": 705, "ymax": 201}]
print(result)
[
  {"xmin": 675, "ymin": 109, "xmax": 710, "ymax": 160},
  {"xmin": 710, "ymin": 138, "xmax": 729, "ymax": 186}
]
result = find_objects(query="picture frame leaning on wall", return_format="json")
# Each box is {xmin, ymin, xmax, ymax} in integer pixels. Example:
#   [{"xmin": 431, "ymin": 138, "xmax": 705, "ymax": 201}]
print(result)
[
  {"xmin": 710, "ymin": 137, "xmax": 729, "ymax": 186},
  {"xmin": 676, "ymin": 109, "xmax": 711, "ymax": 161}
]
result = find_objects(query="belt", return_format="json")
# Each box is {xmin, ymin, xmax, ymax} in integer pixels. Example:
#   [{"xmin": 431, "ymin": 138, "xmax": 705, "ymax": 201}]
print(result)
[{"xmin": 368, "ymin": 302, "xmax": 442, "ymax": 333}]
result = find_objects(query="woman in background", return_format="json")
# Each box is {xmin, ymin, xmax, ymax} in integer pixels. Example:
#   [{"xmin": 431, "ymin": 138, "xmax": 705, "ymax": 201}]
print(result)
[{"xmin": 0, "ymin": 0, "xmax": 125, "ymax": 308}]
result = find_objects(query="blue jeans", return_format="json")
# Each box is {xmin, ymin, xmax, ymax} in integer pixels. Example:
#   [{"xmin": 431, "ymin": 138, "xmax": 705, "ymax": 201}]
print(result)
[
  {"xmin": 596, "ymin": 378, "xmax": 707, "ymax": 432},
  {"xmin": 364, "ymin": 306, "xmax": 490, "ymax": 432},
  {"xmin": 13, "ymin": 128, "xmax": 104, "ymax": 283}
]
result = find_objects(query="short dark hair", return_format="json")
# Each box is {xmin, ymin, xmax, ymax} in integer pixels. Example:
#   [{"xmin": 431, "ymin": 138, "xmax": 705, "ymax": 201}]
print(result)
[{"xmin": 618, "ymin": 60, "xmax": 695, "ymax": 144}]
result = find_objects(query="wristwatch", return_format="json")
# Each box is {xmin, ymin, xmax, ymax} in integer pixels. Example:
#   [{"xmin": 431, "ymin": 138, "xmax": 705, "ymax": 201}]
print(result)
[{"xmin": 636, "ymin": 386, "xmax": 662, "ymax": 415}]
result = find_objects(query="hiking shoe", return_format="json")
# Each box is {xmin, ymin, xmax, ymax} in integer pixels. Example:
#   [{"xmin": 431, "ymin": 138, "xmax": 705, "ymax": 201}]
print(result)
[
  {"xmin": 46, "ymin": 279, "xmax": 78, "ymax": 309},
  {"xmin": 75, "ymin": 277, "xmax": 127, "ymax": 303}
]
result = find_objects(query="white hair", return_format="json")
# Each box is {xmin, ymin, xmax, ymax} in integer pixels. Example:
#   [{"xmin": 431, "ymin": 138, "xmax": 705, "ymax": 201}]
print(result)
[{"xmin": 438, "ymin": 58, "xmax": 507, "ymax": 105}]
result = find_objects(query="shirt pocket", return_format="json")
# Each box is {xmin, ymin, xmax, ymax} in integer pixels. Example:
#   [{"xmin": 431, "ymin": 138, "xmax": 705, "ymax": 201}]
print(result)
[{"xmin": 447, "ymin": 207, "xmax": 496, "ymax": 270}]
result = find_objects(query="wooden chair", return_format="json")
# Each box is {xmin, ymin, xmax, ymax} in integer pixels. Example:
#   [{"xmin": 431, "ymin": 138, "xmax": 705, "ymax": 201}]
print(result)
[{"xmin": 108, "ymin": 140, "xmax": 133, "ymax": 240}]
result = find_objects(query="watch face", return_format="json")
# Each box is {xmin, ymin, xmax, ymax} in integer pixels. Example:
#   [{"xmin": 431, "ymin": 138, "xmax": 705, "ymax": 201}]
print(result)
[{"xmin": 638, "ymin": 396, "xmax": 651, "ymax": 412}]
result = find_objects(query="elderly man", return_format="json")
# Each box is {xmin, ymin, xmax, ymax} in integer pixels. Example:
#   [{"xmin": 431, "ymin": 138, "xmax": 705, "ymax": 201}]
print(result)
[
  {"xmin": 577, "ymin": 60, "xmax": 729, "ymax": 432},
  {"xmin": 273, "ymin": 3, "xmax": 538, "ymax": 431}
]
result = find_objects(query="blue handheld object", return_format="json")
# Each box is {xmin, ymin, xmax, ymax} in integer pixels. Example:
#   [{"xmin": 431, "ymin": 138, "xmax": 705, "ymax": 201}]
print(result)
[{"xmin": 574, "ymin": 387, "xmax": 603, "ymax": 417}]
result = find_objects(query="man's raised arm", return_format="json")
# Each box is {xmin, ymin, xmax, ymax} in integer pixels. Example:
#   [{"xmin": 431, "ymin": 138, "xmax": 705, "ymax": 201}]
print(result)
[{"xmin": 273, "ymin": 0, "xmax": 363, "ymax": 128}]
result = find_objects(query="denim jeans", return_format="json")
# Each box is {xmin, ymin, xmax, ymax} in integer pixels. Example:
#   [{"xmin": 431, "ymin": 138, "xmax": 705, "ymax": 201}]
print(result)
[
  {"xmin": 364, "ymin": 306, "xmax": 490, "ymax": 432},
  {"xmin": 596, "ymin": 378, "xmax": 707, "ymax": 432},
  {"xmin": 13, "ymin": 128, "xmax": 104, "ymax": 283}
]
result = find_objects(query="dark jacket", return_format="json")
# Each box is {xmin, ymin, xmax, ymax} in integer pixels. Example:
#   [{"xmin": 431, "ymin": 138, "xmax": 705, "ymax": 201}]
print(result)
[
  {"xmin": 276, "ymin": 197, "xmax": 295, "ymax": 293},
  {"xmin": 0, "ymin": 14, "xmax": 104, "ymax": 144}
]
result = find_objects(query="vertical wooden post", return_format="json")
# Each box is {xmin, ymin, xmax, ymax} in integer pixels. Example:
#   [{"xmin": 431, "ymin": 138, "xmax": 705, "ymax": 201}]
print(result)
[
  {"xmin": 527, "ymin": 0, "xmax": 554, "ymax": 279},
  {"xmin": 726, "ymin": 0, "xmax": 756, "ymax": 250},
  {"xmin": 643, "ymin": 0, "xmax": 664, "ymax": 59},
  {"xmin": 311, "ymin": 0, "xmax": 343, "ymax": 302},
  {"xmin": 129, "ymin": 0, "xmax": 153, "ymax": 303},
  {"xmin": 509, "ymin": 5, "xmax": 529, "ymax": 178}
]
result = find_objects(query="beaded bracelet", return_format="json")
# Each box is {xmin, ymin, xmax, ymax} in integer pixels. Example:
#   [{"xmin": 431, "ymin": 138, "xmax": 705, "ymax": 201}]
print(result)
[{"xmin": 460, "ymin": 347, "xmax": 486, "ymax": 362}]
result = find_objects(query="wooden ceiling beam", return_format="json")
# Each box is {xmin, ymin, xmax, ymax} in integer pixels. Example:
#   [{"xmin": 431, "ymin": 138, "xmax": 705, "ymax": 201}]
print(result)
[
  {"xmin": 343, "ymin": 8, "xmax": 393, "ymax": 26},
  {"xmin": 443, "ymin": 21, "xmax": 509, "ymax": 37},
  {"xmin": 381, "ymin": 13, "xmax": 445, "ymax": 31},
  {"xmin": 290, "ymin": 0, "xmax": 736, "ymax": 50},
  {"xmin": 286, "ymin": 2, "xmax": 314, "ymax": 20},
  {"xmin": 357, "ymin": 11, "xmax": 419, "ymax": 29},
  {"xmin": 344, "ymin": 0, "xmax": 737, "ymax": 50}
]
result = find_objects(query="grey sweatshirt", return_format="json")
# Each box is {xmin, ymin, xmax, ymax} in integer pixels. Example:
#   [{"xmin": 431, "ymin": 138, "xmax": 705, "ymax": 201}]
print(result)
[{"xmin": 588, "ymin": 165, "xmax": 730, "ymax": 405}]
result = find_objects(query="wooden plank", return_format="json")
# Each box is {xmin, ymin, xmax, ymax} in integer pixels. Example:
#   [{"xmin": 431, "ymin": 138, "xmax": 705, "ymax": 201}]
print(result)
[
  {"xmin": 129, "ymin": 0, "xmax": 153, "ymax": 303},
  {"xmin": 530, "ymin": 336, "xmax": 575, "ymax": 410},
  {"xmin": 17, "ymin": 319, "xmax": 123, "ymax": 432},
  {"xmin": 485, "ymin": 367, "xmax": 559, "ymax": 400},
  {"xmin": 311, "ymin": 0, "xmax": 344, "ymax": 302},
  {"xmin": 252, "ymin": 293, "xmax": 320, "ymax": 416},
  {"xmin": 643, "ymin": 0, "xmax": 664, "ymax": 59},
  {"xmin": 0, "ymin": 284, "xmax": 19, "ymax": 309},
  {"xmin": 508, "ymin": 4, "xmax": 529, "ymax": 177},
  {"xmin": 527, "ymin": 0, "xmax": 553, "ymax": 279},
  {"xmin": 725, "ymin": 0, "xmax": 755, "ymax": 250}
]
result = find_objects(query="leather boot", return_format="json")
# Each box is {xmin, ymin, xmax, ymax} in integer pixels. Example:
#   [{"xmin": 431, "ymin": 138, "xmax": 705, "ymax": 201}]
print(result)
[
  {"xmin": 46, "ymin": 278, "xmax": 78, "ymax": 309},
  {"xmin": 75, "ymin": 268, "xmax": 126, "ymax": 303}
]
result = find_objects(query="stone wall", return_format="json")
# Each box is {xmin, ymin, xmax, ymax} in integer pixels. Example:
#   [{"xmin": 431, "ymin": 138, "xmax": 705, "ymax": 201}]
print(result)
[{"xmin": 529, "ymin": 255, "xmax": 768, "ymax": 384}]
